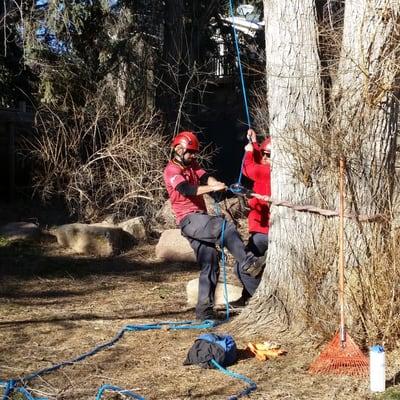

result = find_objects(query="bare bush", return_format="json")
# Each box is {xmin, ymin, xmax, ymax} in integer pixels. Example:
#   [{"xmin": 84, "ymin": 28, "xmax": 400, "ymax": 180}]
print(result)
[{"xmin": 25, "ymin": 97, "xmax": 170, "ymax": 222}]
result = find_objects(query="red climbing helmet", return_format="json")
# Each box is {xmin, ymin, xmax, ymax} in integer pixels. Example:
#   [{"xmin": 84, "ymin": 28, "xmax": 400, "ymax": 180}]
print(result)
[
  {"xmin": 171, "ymin": 131, "xmax": 200, "ymax": 152},
  {"xmin": 260, "ymin": 137, "xmax": 271, "ymax": 154}
]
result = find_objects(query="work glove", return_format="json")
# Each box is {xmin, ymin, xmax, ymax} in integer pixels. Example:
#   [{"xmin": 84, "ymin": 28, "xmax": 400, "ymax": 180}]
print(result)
[{"xmin": 246, "ymin": 341, "xmax": 286, "ymax": 361}]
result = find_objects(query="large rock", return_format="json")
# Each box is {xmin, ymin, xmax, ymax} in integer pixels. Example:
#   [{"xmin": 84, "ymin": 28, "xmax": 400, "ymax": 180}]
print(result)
[
  {"xmin": 0, "ymin": 222, "xmax": 41, "ymax": 241},
  {"xmin": 50, "ymin": 223, "xmax": 134, "ymax": 256},
  {"xmin": 186, "ymin": 278, "xmax": 243, "ymax": 306},
  {"xmin": 155, "ymin": 229, "xmax": 196, "ymax": 262},
  {"xmin": 118, "ymin": 217, "xmax": 147, "ymax": 241}
]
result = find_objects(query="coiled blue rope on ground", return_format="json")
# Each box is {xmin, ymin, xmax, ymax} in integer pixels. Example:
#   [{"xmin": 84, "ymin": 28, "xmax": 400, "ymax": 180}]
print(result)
[{"xmin": 0, "ymin": 320, "xmax": 215, "ymax": 400}]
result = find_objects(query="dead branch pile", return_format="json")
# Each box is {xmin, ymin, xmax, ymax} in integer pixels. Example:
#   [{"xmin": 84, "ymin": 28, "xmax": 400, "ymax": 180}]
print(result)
[{"xmin": 25, "ymin": 97, "xmax": 169, "ymax": 222}]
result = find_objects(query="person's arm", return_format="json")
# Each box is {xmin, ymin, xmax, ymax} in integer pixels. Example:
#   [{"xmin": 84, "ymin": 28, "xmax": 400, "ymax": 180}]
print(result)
[
  {"xmin": 243, "ymin": 144, "xmax": 259, "ymax": 180},
  {"xmin": 176, "ymin": 179, "xmax": 226, "ymax": 197},
  {"xmin": 247, "ymin": 128, "xmax": 262, "ymax": 162}
]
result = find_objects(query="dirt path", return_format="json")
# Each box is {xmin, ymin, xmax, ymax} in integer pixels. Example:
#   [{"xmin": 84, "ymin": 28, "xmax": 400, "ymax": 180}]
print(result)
[{"xmin": 0, "ymin": 238, "xmax": 376, "ymax": 399}]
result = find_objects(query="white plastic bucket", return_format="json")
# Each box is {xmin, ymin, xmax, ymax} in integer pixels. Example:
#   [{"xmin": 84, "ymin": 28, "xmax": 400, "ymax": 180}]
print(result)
[{"xmin": 370, "ymin": 345, "xmax": 385, "ymax": 393}]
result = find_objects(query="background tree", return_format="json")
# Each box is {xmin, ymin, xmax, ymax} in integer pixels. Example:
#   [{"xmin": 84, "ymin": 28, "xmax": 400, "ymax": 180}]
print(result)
[{"xmin": 0, "ymin": 0, "xmax": 34, "ymax": 107}]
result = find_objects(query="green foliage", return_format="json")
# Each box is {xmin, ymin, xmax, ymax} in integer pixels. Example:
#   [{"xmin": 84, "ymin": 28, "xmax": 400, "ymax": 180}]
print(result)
[{"xmin": 375, "ymin": 388, "xmax": 400, "ymax": 400}]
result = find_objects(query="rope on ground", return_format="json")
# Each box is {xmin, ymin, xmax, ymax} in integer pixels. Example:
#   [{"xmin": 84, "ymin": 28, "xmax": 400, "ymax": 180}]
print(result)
[
  {"xmin": 211, "ymin": 359, "xmax": 257, "ymax": 400},
  {"xmin": 0, "ymin": 320, "xmax": 216, "ymax": 400},
  {"xmin": 96, "ymin": 384, "xmax": 145, "ymax": 400}
]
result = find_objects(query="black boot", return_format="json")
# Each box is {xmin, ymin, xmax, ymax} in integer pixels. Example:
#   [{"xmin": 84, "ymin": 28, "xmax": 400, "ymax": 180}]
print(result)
[
  {"xmin": 229, "ymin": 290, "xmax": 251, "ymax": 309},
  {"xmin": 242, "ymin": 254, "xmax": 266, "ymax": 277}
]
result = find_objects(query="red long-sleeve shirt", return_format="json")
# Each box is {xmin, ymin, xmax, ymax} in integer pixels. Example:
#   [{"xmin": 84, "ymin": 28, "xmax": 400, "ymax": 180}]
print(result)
[{"xmin": 242, "ymin": 148, "xmax": 271, "ymax": 234}]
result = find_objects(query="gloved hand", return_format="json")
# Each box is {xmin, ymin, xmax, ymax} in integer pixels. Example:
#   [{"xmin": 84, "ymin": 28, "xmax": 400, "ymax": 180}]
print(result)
[{"xmin": 247, "ymin": 129, "xmax": 257, "ymax": 143}]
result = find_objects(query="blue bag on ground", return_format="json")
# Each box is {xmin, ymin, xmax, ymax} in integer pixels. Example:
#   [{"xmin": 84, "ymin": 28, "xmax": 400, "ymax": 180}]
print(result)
[{"xmin": 184, "ymin": 333, "xmax": 237, "ymax": 369}]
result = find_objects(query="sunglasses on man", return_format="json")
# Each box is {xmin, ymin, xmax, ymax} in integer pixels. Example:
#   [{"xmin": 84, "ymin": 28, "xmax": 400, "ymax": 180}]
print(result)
[{"xmin": 261, "ymin": 151, "xmax": 270, "ymax": 157}]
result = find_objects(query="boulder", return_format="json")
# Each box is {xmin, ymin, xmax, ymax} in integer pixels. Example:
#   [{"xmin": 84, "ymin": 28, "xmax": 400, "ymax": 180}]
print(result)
[
  {"xmin": 157, "ymin": 201, "xmax": 176, "ymax": 229},
  {"xmin": 186, "ymin": 278, "xmax": 243, "ymax": 307},
  {"xmin": 155, "ymin": 229, "xmax": 196, "ymax": 262},
  {"xmin": 0, "ymin": 222, "xmax": 41, "ymax": 241},
  {"xmin": 50, "ymin": 223, "xmax": 134, "ymax": 256},
  {"xmin": 118, "ymin": 217, "xmax": 147, "ymax": 241}
]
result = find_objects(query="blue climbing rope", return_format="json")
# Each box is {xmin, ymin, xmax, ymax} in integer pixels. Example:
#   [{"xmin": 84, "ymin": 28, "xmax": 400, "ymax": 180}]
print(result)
[
  {"xmin": 0, "ymin": 319, "xmax": 257, "ymax": 400},
  {"xmin": 0, "ymin": 380, "xmax": 47, "ymax": 400},
  {"xmin": 211, "ymin": 359, "xmax": 257, "ymax": 399},
  {"xmin": 0, "ymin": 320, "xmax": 216, "ymax": 400},
  {"xmin": 220, "ymin": 218, "xmax": 230, "ymax": 320},
  {"xmin": 212, "ymin": 195, "xmax": 231, "ymax": 321},
  {"xmin": 96, "ymin": 384, "xmax": 145, "ymax": 400},
  {"xmin": 228, "ymin": 0, "xmax": 253, "ymax": 186},
  {"xmin": 228, "ymin": 0, "xmax": 251, "ymax": 129}
]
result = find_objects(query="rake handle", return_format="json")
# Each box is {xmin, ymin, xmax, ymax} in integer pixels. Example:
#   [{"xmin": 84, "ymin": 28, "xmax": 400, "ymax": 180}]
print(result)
[{"xmin": 339, "ymin": 157, "xmax": 345, "ymax": 344}]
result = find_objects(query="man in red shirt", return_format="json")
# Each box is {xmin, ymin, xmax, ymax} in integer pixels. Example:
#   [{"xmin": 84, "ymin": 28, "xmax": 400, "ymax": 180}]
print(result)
[
  {"xmin": 234, "ymin": 128, "xmax": 271, "ymax": 305},
  {"xmin": 164, "ymin": 131, "xmax": 263, "ymax": 320}
]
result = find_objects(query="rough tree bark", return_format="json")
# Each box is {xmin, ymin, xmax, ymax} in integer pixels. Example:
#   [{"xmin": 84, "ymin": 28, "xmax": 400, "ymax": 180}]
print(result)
[
  {"xmin": 236, "ymin": 0, "xmax": 399, "ymax": 336},
  {"xmin": 330, "ymin": 0, "xmax": 400, "ymax": 333},
  {"xmin": 236, "ymin": 0, "xmax": 326, "ymax": 334}
]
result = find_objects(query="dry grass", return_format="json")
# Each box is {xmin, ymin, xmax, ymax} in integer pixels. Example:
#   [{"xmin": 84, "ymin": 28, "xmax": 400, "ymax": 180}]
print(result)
[{"xmin": 0, "ymin": 231, "xmax": 386, "ymax": 400}]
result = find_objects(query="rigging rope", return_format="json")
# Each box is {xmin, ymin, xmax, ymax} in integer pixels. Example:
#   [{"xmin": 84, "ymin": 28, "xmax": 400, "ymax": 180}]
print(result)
[
  {"xmin": 228, "ymin": 0, "xmax": 251, "ymax": 129},
  {"xmin": 228, "ymin": 0, "xmax": 252, "ymax": 186}
]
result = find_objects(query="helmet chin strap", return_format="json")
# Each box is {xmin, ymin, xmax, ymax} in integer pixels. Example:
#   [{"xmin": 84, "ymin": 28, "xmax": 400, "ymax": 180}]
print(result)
[{"xmin": 174, "ymin": 149, "xmax": 191, "ymax": 166}]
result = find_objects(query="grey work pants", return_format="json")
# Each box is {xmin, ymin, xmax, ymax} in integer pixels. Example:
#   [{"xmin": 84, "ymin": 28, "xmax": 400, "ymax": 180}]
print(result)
[
  {"xmin": 236, "ymin": 233, "xmax": 268, "ymax": 299},
  {"xmin": 180, "ymin": 212, "xmax": 255, "ymax": 318},
  {"xmin": 246, "ymin": 232, "xmax": 268, "ymax": 257}
]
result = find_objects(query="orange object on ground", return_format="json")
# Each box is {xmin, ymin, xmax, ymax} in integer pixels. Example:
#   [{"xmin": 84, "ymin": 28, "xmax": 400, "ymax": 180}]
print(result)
[
  {"xmin": 309, "ymin": 331, "xmax": 368, "ymax": 376},
  {"xmin": 247, "ymin": 342, "xmax": 286, "ymax": 361},
  {"xmin": 308, "ymin": 158, "xmax": 368, "ymax": 377}
]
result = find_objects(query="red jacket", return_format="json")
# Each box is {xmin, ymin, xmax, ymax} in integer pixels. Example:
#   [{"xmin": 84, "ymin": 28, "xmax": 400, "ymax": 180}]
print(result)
[
  {"xmin": 164, "ymin": 160, "xmax": 207, "ymax": 224},
  {"xmin": 242, "ymin": 148, "xmax": 271, "ymax": 234}
]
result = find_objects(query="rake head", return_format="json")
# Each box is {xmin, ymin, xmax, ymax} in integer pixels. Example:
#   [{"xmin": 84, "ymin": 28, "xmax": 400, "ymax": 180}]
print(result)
[{"xmin": 309, "ymin": 331, "xmax": 368, "ymax": 377}]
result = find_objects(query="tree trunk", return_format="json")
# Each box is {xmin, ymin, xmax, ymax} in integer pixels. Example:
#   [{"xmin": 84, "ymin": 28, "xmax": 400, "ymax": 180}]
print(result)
[
  {"xmin": 236, "ymin": 0, "xmax": 326, "ymax": 334},
  {"xmin": 236, "ymin": 0, "xmax": 399, "ymax": 339},
  {"xmin": 159, "ymin": 0, "xmax": 185, "ymax": 126},
  {"xmin": 330, "ymin": 0, "xmax": 399, "ymax": 334}
]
